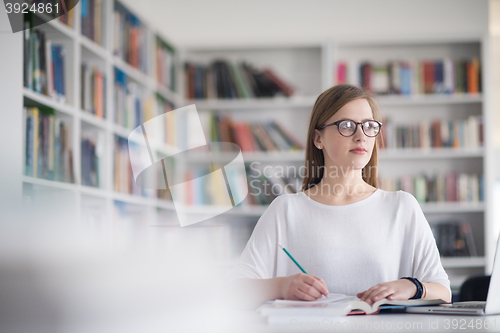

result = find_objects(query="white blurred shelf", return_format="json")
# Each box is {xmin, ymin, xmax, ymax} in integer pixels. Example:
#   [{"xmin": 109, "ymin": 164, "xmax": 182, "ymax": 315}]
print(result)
[
  {"xmin": 113, "ymin": 56, "xmax": 152, "ymax": 88},
  {"xmin": 421, "ymin": 202, "xmax": 485, "ymax": 213},
  {"xmin": 377, "ymin": 93, "xmax": 483, "ymax": 106},
  {"xmin": 441, "ymin": 257, "xmax": 486, "ymax": 268},
  {"xmin": 79, "ymin": 110, "xmax": 108, "ymax": 129},
  {"xmin": 80, "ymin": 35, "xmax": 110, "ymax": 60},
  {"xmin": 44, "ymin": 16, "xmax": 77, "ymax": 39},
  {"xmin": 22, "ymin": 176, "xmax": 77, "ymax": 191},
  {"xmin": 379, "ymin": 148, "xmax": 484, "ymax": 160},
  {"xmin": 186, "ymin": 96, "xmax": 317, "ymax": 110},
  {"xmin": 23, "ymin": 88, "xmax": 75, "ymax": 116}
]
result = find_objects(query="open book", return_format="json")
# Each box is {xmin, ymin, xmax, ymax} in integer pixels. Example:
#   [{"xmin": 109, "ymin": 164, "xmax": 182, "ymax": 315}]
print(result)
[
  {"xmin": 258, "ymin": 294, "xmax": 447, "ymax": 318},
  {"xmin": 348, "ymin": 298, "xmax": 446, "ymax": 315}
]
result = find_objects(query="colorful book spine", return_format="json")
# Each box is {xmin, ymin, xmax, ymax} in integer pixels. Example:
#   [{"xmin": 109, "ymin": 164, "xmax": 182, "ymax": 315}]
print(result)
[
  {"xmin": 156, "ymin": 38, "xmax": 176, "ymax": 90},
  {"xmin": 379, "ymin": 172, "xmax": 483, "ymax": 203},
  {"xmin": 81, "ymin": 0, "xmax": 104, "ymax": 45},
  {"xmin": 81, "ymin": 64, "xmax": 106, "ymax": 118},
  {"xmin": 23, "ymin": 24, "xmax": 67, "ymax": 102},
  {"xmin": 336, "ymin": 58, "xmax": 481, "ymax": 95},
  {"xmin": 114, "ymin": 136, "xmax": 156, "ymax": 197},
  {"xmin": 205, "ymin": 114, "xmax": 304, "ymax": 153},
  {"xmin": 184, "ymin": 60, "xmax": 295, "ymax": 99},
  {"xmin": 113, "ymin": 2, "xmax": 149, "ymax": 73},
  {"xmin": 24, "ymin": 107, "xmax": 74, "ymax": 183},
  {"xmin": 81, "ymin": 134, "xmax": 103, "ymax": 188},
  {"xmin": 114, "ymin": 68, "xmax": 147, "ymax": 129},
  {"xmin": 381, "ymin": 116, "xmax": 483, "ymax": 149}
]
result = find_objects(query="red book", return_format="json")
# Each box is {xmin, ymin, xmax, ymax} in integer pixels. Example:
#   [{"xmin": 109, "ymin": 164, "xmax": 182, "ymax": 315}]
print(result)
[
  {"xmin": 362, "ymin": 63, "xmax": 372, "ymax": 92},
  {"xmin": 337, "ymin": 62, "xmax": 347, "ymax": 84},
  {"xmin": 234, "ymin": 123, "xmax": 249, "ymax": 152},
  {"xmin": 262, "ymin": 68, "xmax": 294, "ymax": 96},
  {"xmin": 467, "ymin": 58, "xmax": 480, "ymax": 93},
  {"xmin": 423, "ymin": 61, "xmax": 435, "ymax": 94}
]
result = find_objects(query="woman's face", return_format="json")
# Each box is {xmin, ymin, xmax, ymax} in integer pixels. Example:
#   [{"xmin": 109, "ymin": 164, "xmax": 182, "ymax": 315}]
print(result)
[{"xmin": 314, "ymin": 98, "xmax": 376, "ymax": 172}]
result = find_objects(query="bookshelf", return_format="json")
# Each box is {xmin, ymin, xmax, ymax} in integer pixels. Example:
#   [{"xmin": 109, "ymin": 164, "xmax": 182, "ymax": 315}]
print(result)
[{"xmin": 8, "ymin": 0, "xmax": 494, "ymax": 291}]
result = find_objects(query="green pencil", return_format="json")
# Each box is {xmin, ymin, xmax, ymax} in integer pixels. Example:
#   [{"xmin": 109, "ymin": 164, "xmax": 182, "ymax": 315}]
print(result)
[{"xmin": 279, "ymin": 243, "xmax": 308, "ymax": 274}]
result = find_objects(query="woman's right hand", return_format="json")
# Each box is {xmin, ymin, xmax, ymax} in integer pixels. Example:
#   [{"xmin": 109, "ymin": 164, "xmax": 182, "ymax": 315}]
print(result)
[{"xmin": 279, "ymin": 273, "xmax": 329, "ymax": 301}]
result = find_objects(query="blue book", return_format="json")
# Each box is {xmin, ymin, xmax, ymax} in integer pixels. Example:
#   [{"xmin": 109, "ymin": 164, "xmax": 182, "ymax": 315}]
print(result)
[
  {"xmin": 59, "ymin": 47, "xmax": 66, "ymax": 98},
  {"xmin": 25, "ymin": 112, "xmax": 33, "ymax": 176},
  {"xmin": 434, "ymin": 61, "xmax": 444, "ymax": 94},
  {"xmin": 52, "ymin": 45, "xmax": 61, "ymax": 97}
]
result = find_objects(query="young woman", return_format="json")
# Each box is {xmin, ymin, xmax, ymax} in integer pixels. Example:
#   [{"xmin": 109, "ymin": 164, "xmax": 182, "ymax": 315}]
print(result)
[{"xmin": 230, "ymin": 84, "xmax": 451, "ymax": 307}]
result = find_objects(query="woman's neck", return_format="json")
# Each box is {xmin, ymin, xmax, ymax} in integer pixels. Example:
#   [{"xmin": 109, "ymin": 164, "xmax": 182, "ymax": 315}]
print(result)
[{"xmin": 304, "ymin": 165, "xmax": 376, "ymax": 205}]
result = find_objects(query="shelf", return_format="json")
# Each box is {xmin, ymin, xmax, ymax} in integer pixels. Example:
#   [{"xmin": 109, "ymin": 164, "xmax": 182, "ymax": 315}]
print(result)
[
  {"xmin": 186, "ymin": 94, "xmax": 482, "ymax": 110},
  {"xmin": 22, "ymin": 176, "xmax": 77, "ymax": 191},
  {"xmin": 80, "ymin": 110, "xmax": 108, "ymax": 129},
  {"xmin": 79, "ymin": 185, "xmax": 109, "ymax": 198},
  {"xmin": 113, "ymin": 56, "xmax": 152, "ymax": 87},
  {"xmin": 186, "ymin": 148, "xmax": 482, "ymax": 163},
  {"xmin": 377, "ymin": 93, "xmax": 483, "ymax": 106},
  {"xmin": 185, "ymin": 96, "xmax": 317, "ymax": 111},
  {"xmin": 173, "ymin": 203, "xmax": 267, "ymax": 217},
  {"xmin": 421, "ymin": 202, "xmax": 485, "ymax": 213},
  {"xmin": 113, "ymin": 124, "xmax": 133, "ymax": 138},
  {"xmin": 440, "ymin": 257, "xmax": 486, "ymax": 268},
  {"xmin": 23, "ymin": 88, "xmax": 75, "ymax": 116},
  {"xmin": 181, "ymin": 201, "xmax": 485, "ymax": 217},
  {"xmin": 186, "ymin": 150, "xmax": 305, "ymax": 163},
  {"xmin": 80, "ymin": 35, "xmax": 110, "ymax": 60},
  {"xmin": 379, "ymin": 148, "xmax": 484, "ymax": 160},
  {"xmin": 155, "ymin": 84, "xmax": 178, "ymax": 104},
  {"xmin": 43, "ymin": 15, "xmax": 76, "ymax": 39},
  {"xmin": 112, "ymin": 192, "xmax": 158, "ymax": 206}
]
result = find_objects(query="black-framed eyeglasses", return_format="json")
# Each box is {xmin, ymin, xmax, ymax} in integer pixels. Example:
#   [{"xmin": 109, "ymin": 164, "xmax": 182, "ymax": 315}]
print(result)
[{"xmin": 318, "ymin": 119, "xmax": 382, "ymax": 137}]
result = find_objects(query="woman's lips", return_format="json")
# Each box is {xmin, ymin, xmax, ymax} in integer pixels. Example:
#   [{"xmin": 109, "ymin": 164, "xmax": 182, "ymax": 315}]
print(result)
[{"xmin": 349, "ymin": 148, "xmax": 367, "ymax": 155}]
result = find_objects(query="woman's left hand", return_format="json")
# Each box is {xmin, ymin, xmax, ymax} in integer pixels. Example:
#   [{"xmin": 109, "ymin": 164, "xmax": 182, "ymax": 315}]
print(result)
[{"xmin": 356, "ymin": 279, "xmax": 417, "ymax": 305}]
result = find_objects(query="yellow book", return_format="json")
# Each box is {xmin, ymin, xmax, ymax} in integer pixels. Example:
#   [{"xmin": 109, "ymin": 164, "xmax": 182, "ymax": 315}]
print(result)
[{"xmin": 166, "ymin": 110, "xmax": 176, "ymax": 148}]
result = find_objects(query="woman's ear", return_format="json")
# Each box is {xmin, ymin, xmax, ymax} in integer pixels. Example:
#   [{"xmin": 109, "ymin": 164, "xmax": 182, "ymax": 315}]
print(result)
[{"xmin": 313, "ymin": 129, "xmax": 322, "ymax": 148}]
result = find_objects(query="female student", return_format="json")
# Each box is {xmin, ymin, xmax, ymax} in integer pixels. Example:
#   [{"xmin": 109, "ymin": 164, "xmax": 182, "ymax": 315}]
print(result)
[{"xmin": 230, "ymin": 84, "xmax": 451, "ymax": 307}]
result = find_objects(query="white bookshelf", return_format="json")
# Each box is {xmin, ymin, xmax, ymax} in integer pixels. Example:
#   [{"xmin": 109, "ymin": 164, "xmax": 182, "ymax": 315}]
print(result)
[
  {"xmin": 11, "ymin": 1, "xmax": 494, "ymax": 288},
  {"xmin": 19, "ymin": 1, "xmax": 186, "ymax": 253}
]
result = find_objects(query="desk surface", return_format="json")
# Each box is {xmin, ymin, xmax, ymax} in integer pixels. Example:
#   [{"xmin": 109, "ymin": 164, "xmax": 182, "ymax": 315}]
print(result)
[{"xmin": 226, "ymin": 311, "xmax": 500, "ymax": 333}]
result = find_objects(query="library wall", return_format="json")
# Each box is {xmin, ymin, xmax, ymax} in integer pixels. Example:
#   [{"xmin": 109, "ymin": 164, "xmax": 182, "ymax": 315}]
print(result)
[
  {"xmin": 0, "ymin": 8, "xmax": 23, "ymax": 217},
  {"xmin": 120, "ymin": 0, "xmax": 489, "ymax": 47}
]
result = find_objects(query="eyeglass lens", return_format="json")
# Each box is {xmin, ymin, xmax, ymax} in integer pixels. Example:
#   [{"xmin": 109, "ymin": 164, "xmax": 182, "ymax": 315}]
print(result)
[{"xmin": 338, "ymin": 120, "xmax": 380, "ymax": 137}]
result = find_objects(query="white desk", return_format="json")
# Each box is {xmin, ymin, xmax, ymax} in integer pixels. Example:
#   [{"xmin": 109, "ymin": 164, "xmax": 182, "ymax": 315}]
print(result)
[{"xmin": 226, "ymin": 311, "xmax": 500, "ymax": 333}]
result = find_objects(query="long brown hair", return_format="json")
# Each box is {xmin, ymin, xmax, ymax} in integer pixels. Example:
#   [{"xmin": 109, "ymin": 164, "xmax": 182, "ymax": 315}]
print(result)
[{"xmin": 301, "ymin": 84, "xmax": 382, "ymax": 191}]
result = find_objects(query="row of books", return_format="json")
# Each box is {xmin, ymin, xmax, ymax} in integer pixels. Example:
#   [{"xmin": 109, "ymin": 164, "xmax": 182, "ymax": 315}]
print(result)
[
  {"xmin": 23, "ymin": 25, "xmax": 67, "ymax": 102},
  {"xmin": 81, "ymin": 135, "xmax": 102, "ymax": 187},
  {"xmin": 184, "ymin": 61, "xmax": 295, "ymax": 99},
  {"xmin": 245, "ymin": 165, "xmax": 302, "ymax": 206},
  {"xmin": 81, "ymin": 0, "xmax": 104, "ymax": 45},
  {"xmin": 113, "ymin": 2, "xmax": 148, "ymax": 73},
  {"xmin": 57, "ymin": 0, "xmax": 76, "ymax": 28},
  {"xmin": 81, "ymin": 64, "xmax": 106, "ymax": 118},
  {"xmin": 114, "ymin": 68, "xmax": 153, "ymax": 129},
  {"xmin": 336, "ymin": 58, "xmax": 481, "ymax": 95},
  {"xmin": 379, "ymin": 172, "xmax": 483, "ymax": 203},
  {"xmin": 380, "ymin": 116, "xmax": 483, "ymax": 149},
  {"xmin": 156, "ymin": 38, "xmax": 176, "ymax": 90},
  {"xmin": 114, "ymin": 136, "xmax": 147, "ymax": 196},
  {"xmin": 431, "ymin": 222, "xmax": 478, "ymax": 257},
  {"xmin": 208, "ymin": 115, "xmax": 304, "ymax": 152},
  {"xmin": 176, "ymin": 164, "xmax": 301, "ymax": 207},
  {"xmin": 24, "ymin": 107, "xmax": 74, "ymax": 183}
]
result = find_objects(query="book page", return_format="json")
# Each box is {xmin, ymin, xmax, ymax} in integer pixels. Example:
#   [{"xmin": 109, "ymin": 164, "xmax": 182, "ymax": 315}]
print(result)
[{"xmin": 272, "ymin": 293, "xmax": 349, "ymax": 305}]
